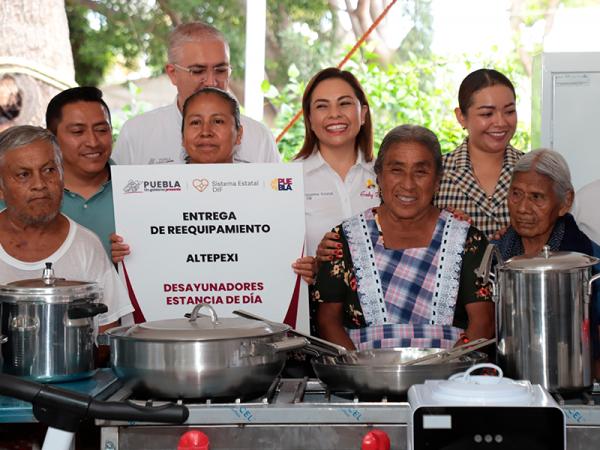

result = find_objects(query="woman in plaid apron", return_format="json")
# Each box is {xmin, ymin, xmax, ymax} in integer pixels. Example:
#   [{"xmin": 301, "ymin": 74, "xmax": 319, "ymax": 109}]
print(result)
[{"xmin": 314, "ymin": 125, "xmax": 494, "ymax": 350}]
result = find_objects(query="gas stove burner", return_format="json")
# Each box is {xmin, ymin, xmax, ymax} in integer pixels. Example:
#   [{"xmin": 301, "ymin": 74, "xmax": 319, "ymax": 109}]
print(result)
[
  {"xmin": 554, "ymin": 390, "xmax": 599, "ymax": 406},
  {"xmin": 119, "ymin": 376, "xmax": 282, "ymax": 405},
  {"xmin": 552, "ymin": 382, "xmax": 600, "ymax": 406}
]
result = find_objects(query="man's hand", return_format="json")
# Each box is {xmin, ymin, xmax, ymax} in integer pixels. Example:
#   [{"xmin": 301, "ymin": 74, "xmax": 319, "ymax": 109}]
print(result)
[{"xmin": 110, "ymin": 233, "xmax": 130, "ymax": 263}]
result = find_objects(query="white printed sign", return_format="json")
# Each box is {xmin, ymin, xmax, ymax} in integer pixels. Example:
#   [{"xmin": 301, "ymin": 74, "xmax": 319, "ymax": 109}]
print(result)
[{"xmin": 112, "ymin": 163, "xmax": 307, "ymax": 329}]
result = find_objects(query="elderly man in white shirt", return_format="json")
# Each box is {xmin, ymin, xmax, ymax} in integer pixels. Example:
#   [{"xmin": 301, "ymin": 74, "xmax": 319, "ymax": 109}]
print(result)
[
  {"xmin": 113, "ymin": 21, "xmax": 280, "ymax": 165},
  {"xmin": 0, "ymin": 125, "xmax": 133, "ymax": 332}
]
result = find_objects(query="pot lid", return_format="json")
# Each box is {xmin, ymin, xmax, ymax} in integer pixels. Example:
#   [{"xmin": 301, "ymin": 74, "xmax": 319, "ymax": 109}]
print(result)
[
  {"xmin": 0, "ymin": 263, "xmax": 100, "ymax": 302},
  {"xmin": 502, "ymin": 246, "xmax": 599, "ymax": 272},
  {"xmin": 430, "ymin": 364, "xmax": 533, "ymax": 405},
  {"xmin": 119, "ymin": 305, "xmax": 289, "ymax": 341}
]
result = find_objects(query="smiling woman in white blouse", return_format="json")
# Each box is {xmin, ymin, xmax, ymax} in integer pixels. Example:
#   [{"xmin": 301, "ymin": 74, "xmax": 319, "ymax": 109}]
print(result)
[{"xmin": 291, "ymin": 68, "xmax": 380, "ymax": 285}]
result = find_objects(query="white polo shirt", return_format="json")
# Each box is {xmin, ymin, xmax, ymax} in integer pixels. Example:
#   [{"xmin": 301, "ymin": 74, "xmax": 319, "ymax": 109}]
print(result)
[
  {"xmin": 302, "ymin": 150, "xmax": 380, "ymax": 257},
  {"xmin": 0, "ymin": 216, "xmax": 134, "ymax": 326},
  {"xmin": 113, "ymin": 101, "xmax": 281, "ymax": 165},
  {"xmin": 572, "ymin": 179, "xmax": 600, "ymax": 244}
]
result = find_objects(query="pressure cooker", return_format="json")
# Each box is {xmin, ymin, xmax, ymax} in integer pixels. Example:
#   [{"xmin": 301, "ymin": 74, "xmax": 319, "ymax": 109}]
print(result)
[
  {"xmin": 478, "ymin": 245, "xmax": 600, "ymax": 392},
  {"xmin": 0, "ymin": 263, "xmax": 107, "ymax": 382}
]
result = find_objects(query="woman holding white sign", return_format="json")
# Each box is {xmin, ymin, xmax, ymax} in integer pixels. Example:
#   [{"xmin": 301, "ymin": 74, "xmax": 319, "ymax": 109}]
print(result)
[
  {"xmin": 291, "ymin": 68, "xmax": 380, "ymax": 284},
  {"xmin": 111, "ymin": 87, "xmax": 244, "ymax": 261}
]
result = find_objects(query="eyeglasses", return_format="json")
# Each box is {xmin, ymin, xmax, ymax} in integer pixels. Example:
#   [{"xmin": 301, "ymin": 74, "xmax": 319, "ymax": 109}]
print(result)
[{"xmin": 171, "ymin": 63, "xmax": 232, "ymax": 82}]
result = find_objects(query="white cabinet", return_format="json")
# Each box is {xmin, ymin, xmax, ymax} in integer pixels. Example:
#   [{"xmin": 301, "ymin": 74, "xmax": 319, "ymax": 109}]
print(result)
[{"xmin": 532, "ymin": 52, "xmax": 600, "ymax": 190}]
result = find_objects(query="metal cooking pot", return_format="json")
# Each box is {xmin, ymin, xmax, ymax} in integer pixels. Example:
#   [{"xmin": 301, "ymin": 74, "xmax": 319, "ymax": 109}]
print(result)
[
  {"xmin": 478, "ymin": 245, "xmax": 600, "ymax": 392},
  {"xmin": 312, "ymin": 347, "xmax": 487, "ymax": 396},
  {"xmin": 0, "ymin": 263, "xmax": 107, "ymax": 382},
  {"xmin": 101, "ymin": 305, "xmax": 309, "ymax": 399}
]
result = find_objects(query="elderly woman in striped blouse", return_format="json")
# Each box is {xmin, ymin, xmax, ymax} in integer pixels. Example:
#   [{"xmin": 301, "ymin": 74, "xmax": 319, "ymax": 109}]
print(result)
[{"xmin": 313, "ymin": 125, "xmax": 494, "ymax": 351}]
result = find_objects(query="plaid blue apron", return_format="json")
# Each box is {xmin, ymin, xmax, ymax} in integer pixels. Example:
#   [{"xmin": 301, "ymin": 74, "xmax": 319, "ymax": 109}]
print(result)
[{"xmin": 343, "ymin": 209, "xmax": 469, "ymax": 349}]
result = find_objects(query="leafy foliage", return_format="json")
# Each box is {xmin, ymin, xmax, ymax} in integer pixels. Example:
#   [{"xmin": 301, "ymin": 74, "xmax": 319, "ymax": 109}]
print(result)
[
  {"xmin": 110, "ymin": 82, "xmax": 152, "ymax": 141},
  {"xmin": 66, "ymin": 0, "xmax": 331, "ymax": 87},
  {"xmin": 269, "ymin": 48, "xmax": 531, "ymax": 161},
  {"xmin": 68, "ymin": 0, "xmax": 532, "ymax": 160}
]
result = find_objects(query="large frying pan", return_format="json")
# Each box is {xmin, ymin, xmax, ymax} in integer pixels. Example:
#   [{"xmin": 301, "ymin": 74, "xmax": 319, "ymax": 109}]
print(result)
[
  {"xmin": 311, "ymin": 347, "xmax": 487, "ymax": 396},
  {"xmin": 233, "ymin": 310, "xmax": 490, "ymax": 397}
]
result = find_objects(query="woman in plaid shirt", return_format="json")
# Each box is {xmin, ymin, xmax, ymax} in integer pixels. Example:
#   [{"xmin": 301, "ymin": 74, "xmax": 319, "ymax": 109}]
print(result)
[
  {"xmin": 434, "ymin": 69, "xmax": 524, "ymax": 238},
  {"xmin": 314, "ymin": 125, "xmax": 494, "ymax": 350}
]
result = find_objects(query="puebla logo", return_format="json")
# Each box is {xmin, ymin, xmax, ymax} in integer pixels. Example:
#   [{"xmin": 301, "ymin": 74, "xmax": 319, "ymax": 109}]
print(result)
[
  {"xmin": 270, "ymin": 177, "xmax": 293, "ymax": 191},
  {"xmin": 124, "ymin": 179, "xmax": 182, "ymax": 193}
]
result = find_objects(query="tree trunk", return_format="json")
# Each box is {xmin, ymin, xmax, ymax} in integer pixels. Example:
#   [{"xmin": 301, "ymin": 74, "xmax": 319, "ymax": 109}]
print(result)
[
  {"xmin": 0, "ymin": 0, "xmax": 75, "ymax": 131},
  {"xmin": 335, "ymin": 0, "xmax": 401, "ymax": 64},
  {"xmin": 509, "ymin": 0, "xmax": 560, "ymax": 77}
]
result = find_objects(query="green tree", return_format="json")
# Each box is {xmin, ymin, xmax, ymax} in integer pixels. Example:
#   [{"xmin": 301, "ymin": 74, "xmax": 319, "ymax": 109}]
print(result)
[
  {"xmin": 269, "ymin": 50, "xmax": 531, "ymax": 161},
  {"xmin": 65, "ymin": 1, "xmax": 433, "ymax": 88}
]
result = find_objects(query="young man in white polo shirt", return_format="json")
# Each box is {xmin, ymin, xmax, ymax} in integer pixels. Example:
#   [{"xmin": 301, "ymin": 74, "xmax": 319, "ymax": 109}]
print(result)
[{"xmin": 113, "ymin": 21, "xmax": 280, "ymax": 165}]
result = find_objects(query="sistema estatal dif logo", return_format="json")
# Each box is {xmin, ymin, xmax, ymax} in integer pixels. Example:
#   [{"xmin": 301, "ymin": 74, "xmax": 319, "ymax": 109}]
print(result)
[{"xmin": 271, "ymin": 177, "xmax": 293, "ymax": 191}]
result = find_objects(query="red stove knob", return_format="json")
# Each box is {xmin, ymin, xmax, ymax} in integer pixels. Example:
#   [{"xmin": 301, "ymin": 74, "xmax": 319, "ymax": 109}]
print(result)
[
  {"xmin": 362, "ymin": 429, "xmax": 391, "ymax": 450},
  {"xmin": 178, "ymin": 430, "xmax": 210, "ymax": 450}
]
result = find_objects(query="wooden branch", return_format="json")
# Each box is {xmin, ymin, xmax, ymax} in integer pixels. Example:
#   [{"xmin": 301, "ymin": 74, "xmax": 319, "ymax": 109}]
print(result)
[
  {"xmin": 343, "ymin": 0, "xmax": 364, "ymax": 44},
  {"xmin": 355, "ymin": 0, "xmax": 372, "ymax": 36},
  {"xmin": 369, "ymin": 0, "xmax": 388, "ymax": 46},
  {"xmin": 543, "ymin": 0, "xmax": 560, "ymax": 37},
  {"xmin": 509, "ymin": 0, "xmax": 532, "ymax": 76},
  {"xmin": 65, "ymin": 0, "xmax": 116, "ymax": 20},
  {"xmin": 156, "ymin": 0, "xmax": 182, "ymax": 26}
]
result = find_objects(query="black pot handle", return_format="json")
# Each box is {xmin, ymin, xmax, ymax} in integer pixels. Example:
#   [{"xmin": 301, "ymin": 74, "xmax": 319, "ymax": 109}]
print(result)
[{"xmin": 68, "ymin": 302, "xmax": 108, "ymax": 320}]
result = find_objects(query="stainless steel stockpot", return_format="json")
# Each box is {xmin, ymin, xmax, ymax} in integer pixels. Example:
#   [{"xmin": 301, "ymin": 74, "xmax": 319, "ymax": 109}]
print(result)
[
  {"xmin": 481, "ymin": 245, "xmax": 600, "ymax": 392},
  {"xmin": 102, "ymin": 305, "xmax": 308, "ymax": 399},
  {"xmin": 0, "ymin": 264, "xmax": 107, "ymax": 382}
]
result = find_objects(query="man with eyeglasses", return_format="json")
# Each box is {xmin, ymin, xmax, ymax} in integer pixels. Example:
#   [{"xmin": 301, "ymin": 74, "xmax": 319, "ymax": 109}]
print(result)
[{"xmin": 113, "ymin": 22, "xmax": 280, "ymax": 165}]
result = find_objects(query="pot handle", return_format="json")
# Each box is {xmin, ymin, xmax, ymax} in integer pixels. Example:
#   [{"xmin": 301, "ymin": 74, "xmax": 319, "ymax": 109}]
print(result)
[
  {"xmin": 263, "ymin": 337, "xmax": 309, "ymax": 353},
  {"xmin": 96, "ymin": 333, "xmax": 109, "ymax": 346},
  {"xmin": 233, "ymin": 309, "xmax": 347, "ymax": 357},
  {"xmin": 449, "ymin": 363, "xmax": 504, "ymax": 383},
  {"xmin": 587, "ymin": 272, "xmax": 600, "ymax": 298},
  {"xmin": 67, "ymin": 302, "xmax": 108, "ymax": 319},
  {"xmin": 475, "ymin": 244, "xmax": 504, "ymax": 286},
  {"xmin": 188, "ymin": 304, "xmax": 220, "ymax": 324}
]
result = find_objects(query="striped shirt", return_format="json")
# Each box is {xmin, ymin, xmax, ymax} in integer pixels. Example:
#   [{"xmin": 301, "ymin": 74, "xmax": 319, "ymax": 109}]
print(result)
[{"xmin": 434, "ymin": 139, "xmax": 523, "ymax": 237}]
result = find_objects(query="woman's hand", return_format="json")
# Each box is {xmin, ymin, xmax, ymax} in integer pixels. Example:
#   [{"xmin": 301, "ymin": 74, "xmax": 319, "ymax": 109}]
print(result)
[
  {"xmin": 316, "ymin": 231, "xmax": 343, "ymax": 263},
  {"xmin": 110, "ymin": 233, "xmax": 130, "ymax": 264},
  {"xmin": 489, "ymin": 225, "xmax": 508, "ymax": 242},
  {"xmin": 445, "ymin": 206, "xmax": 472, "ymax": 224},
  {"xmin": 292, "ymin": 256, "xmax": 317, "ymax": 285}
]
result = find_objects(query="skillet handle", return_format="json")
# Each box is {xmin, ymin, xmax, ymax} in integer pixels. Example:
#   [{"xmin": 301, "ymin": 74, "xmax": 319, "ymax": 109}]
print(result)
[
  {"xmin": 264, "ymin": 337, "xmax": 309, "ymax": 353},
  {"xmin": 233, "ymin": 309, "xmax": 347, "ymax": 356}
]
